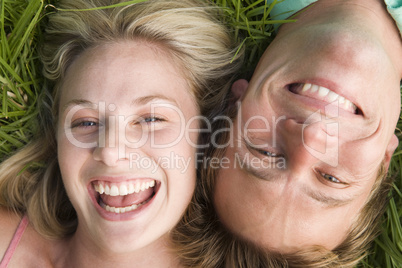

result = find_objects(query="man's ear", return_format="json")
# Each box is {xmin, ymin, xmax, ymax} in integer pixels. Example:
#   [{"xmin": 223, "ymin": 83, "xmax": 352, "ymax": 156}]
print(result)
[
  {"xmin": 384, "ymin": 134, "xmax": 399, "ymax": 170},
  {"xmin": 231, "ymin": 79, "xmax": 249, "ymax": 101}
]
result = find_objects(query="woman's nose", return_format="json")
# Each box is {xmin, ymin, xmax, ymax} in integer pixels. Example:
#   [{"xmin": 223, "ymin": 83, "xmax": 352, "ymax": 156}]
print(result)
[
  {"xmin": 92, "ymin": 117, "xmax": 152, "ymax": 167},
  {"xmin": 93, "ymin": 126, "xmax": 127, "ymax": 166}
]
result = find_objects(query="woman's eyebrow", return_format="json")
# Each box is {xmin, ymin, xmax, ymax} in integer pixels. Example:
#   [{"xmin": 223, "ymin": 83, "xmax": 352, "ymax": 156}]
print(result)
[
  {"xmin": 62, "ymin": 99, "xmax": 96, "ymax": 113},
  {"xmin": 62, "ymin": 95, "xmax": 179, "ymax": 113},
  {"xmin": 131, "ymin": 94, "xmax": 179, "ymax": 107}
]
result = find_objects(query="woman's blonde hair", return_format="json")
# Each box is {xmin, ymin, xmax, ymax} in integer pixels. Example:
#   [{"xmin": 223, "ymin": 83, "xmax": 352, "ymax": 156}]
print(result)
[
  {"xmin": 172, "ymin": 102, "xmax": 394, "ymax": 267},
  {"xmin": 0, "ymin": 0, "xmax": 243, "ymax": 238}
]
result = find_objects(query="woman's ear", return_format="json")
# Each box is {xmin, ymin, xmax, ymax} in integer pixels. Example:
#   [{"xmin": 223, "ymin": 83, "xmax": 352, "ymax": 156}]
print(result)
[
  {"xmin": 384, "ymin": 134, "xmax": 399, "ymax": 170},
  {"xmin": 231, "ymin": 79, "xmax": 249, "ymax": 101}
]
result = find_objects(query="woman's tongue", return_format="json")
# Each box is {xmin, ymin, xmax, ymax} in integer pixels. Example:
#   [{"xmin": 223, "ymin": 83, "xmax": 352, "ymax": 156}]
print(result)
[{"xmin": 100, "ymin": 188, "xmax": 154, "ymax": 208}]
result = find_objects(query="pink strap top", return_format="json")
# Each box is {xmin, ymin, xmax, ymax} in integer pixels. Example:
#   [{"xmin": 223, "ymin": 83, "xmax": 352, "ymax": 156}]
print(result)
[{"xmin": 0, "ymin": 215, "xmax": 29, "ymax": 268}]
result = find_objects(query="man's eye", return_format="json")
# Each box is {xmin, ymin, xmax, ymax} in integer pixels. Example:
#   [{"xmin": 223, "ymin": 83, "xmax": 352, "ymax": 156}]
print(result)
[
  {"xmin": 257, "ymin": 149, "xmax": 279, "ymax": 157},
  {"xmin": 321, "ymin": 173, "xmax": 341, "ymax": 183},
  {"xmin": 143, "ymin": 116, "xmax": 164, "ymax": 123},
  {"xmin": 243, "ymin": 138, "xmax": 283, "ymax": 159}
]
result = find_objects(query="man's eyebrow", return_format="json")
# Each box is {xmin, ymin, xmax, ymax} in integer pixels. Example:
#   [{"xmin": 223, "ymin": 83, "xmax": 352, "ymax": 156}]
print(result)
[
  {"xmin": 237, "ymin": 136, "xmax": 355, "ymax": 207},
  {"xmin": 242, "ymin": 160, "xmax": 355, "ymax": 207},
  {"xmin": 131, "ymin": 94, "xmax": 179, "ymax": 107},
  {"xmin": 303, "ymin": 187, "xmax": 355, "ymax": 208},
  {"xmin": 243, "ymin": 162, "xmax": 273, "ymax": 181}
]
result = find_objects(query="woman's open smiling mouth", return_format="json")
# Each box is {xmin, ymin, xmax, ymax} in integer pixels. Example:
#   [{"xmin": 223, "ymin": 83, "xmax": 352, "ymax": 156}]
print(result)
[{"xmin": 88, "ymin": 178, "xmax": 160, "ymax": 219}]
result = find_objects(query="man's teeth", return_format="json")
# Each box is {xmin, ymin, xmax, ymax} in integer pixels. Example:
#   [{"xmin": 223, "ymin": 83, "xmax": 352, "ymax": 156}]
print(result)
[
  {"xmin": 301, "ymin": 83, "xmax": 357, "ymax": 112},
  {"xmin": 317, "ymin": 86, "xmax": 329, "ymax": 97},
  {"xmin": 94, "ymin": 180, "xmax": 155, "ymax": 196}
]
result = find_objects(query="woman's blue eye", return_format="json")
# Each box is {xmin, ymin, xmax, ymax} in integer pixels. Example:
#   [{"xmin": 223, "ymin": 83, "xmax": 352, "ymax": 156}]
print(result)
[
  {"xmin": 82, "ymin": 121, "xmax": 97, "ymax": 127},
  {"xmin": 321, "ymin": 173, "xmax": 341, "ymax": 183},
  {"xmin": 72, "ymin": 121, "xmax": 98, "ymax": 128}
]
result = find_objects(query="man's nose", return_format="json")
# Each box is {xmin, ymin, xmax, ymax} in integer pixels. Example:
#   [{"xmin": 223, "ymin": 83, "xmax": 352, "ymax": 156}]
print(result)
[{"xmin": 279, "ymin": 118, "xmax": 339, "ymax": 171}]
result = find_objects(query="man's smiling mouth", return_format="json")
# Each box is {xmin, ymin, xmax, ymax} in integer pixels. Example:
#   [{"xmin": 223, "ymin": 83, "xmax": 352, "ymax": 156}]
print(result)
[
  {"xmin": 93, "ymin": 180, "xmax": 156, "ymax": 214},
  {"xmin": 288, "ymin": 83, "xmax": 358, "ymax": 114}
]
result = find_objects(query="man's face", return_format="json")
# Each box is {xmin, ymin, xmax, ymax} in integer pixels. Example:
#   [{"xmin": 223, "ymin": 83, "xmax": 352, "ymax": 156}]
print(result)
[{"xmin": 214, "ymin": 0, "xmax": 402, "ymax": 253}]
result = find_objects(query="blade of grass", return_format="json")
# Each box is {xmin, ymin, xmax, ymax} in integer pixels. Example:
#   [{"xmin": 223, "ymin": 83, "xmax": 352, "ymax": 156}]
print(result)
[{"xmin": 56, "ymin": 0, "xmax": 149, "ymax": 12}]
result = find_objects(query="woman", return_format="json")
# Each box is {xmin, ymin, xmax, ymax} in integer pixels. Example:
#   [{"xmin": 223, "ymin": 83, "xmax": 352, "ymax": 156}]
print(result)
[{"xmin": 0, "ymin": 0, "xmax": 243, "ymax": 267}]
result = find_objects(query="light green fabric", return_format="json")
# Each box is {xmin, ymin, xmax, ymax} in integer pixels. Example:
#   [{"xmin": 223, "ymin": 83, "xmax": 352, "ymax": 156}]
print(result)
[
  {"xmin": 266, "ymin": 0, "xmax": 317, "ymax": 21},
  {"xmin": 267, "ymin": 0, "xmax": 402, "ymax": 36},
  {"xmin": 384, "ymin": 0, "xmax": 402, "ymax": 36}
]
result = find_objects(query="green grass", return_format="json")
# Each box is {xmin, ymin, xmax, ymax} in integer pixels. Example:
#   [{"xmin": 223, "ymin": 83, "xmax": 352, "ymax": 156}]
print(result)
[
  {"xmin": 0, "ymin": 0, "xmax": 47, "ymax": 159},
  {"xmin": 0, "ymin": 0, "xmax": 401, "ymax": 267},
  {"xmin": 213, "ymin": 0, "xmax": 295, "ymax": 78},
  {"xmin": 360, "ymin": 126, "xmax": 402, "ymax": 267}
]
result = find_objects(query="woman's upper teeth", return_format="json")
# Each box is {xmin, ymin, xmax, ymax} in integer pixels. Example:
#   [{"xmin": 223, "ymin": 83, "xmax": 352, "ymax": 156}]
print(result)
[
  {"xmin": 94, "ymin": 180, "xmax": 156, "ymax": 196},
  {"xmin": 301, "ymin": 83, "xmax": 357, "ymax": 112}
]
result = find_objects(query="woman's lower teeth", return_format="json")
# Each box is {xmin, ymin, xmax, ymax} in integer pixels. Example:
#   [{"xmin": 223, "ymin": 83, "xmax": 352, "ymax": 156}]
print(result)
[{"xmin": 101, "ymin": 199, "xmax": 150, "ymax": 214}]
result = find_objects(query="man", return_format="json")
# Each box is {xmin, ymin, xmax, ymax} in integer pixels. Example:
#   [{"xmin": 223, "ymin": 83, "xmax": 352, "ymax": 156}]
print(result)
[
  {"xmin": 173, "ymin": 0, "xmax": 402, "ymax": 266},
  {"xmin": 214, "ymin": 0, "xmax": 402, "ymax": 261}
]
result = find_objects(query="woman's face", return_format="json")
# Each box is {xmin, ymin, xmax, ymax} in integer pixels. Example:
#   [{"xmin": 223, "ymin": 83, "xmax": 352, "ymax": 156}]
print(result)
[{"xmin": 57, "ymin": 41, "xmax": 198, "ymax": 253}]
